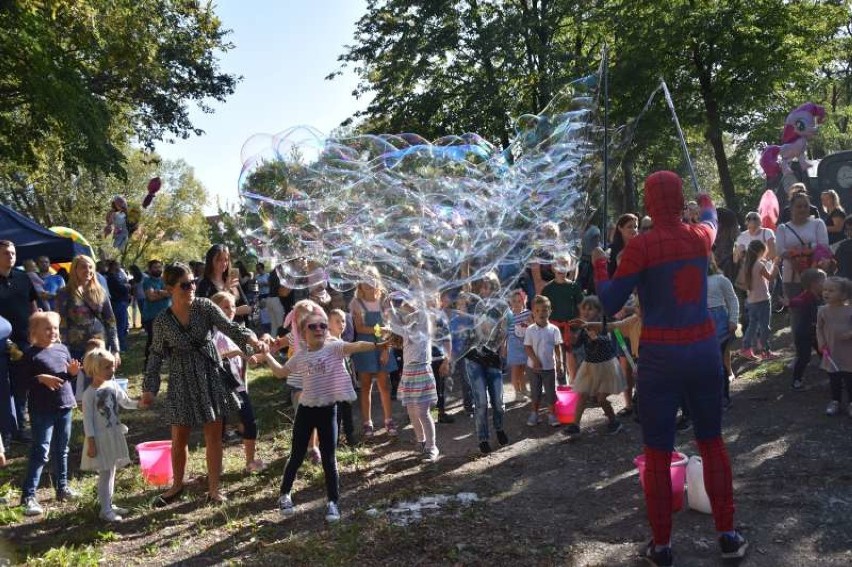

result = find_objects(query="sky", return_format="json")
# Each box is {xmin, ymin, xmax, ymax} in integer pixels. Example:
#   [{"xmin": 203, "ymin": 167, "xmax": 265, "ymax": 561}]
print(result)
[{"xmin": 155, "ymin": 1, "xmax": 369, "ymax": 213}]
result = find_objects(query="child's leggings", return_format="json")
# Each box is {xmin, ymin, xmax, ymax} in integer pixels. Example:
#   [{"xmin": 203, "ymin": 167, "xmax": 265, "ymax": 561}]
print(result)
[
  {"xmin": 792, "ymin": 332, "xmax": 818, "ymax": 382},
  {"xmin": 98, "ymin": 467, "xmax": 116, "ymax": 516},
  {"xmin": 280, "ymin": 404, "xmax": 339, "ymax": 503},
  {"xmin": 829, "ymin": 372, "xmax": 852, "ymax": 403},
  {"xmin": 406, "ymin": 401, "xmax": 436, "ymax": 451}
]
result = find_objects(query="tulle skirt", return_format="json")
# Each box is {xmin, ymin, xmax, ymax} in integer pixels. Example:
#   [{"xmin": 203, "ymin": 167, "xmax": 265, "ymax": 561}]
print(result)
[{"xmin": 571, "ymin": 359, "xmax": 626, "ymax": 396}]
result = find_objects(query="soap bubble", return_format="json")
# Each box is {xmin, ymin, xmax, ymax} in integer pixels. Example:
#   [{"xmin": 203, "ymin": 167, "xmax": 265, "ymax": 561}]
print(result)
[{"xmin": 237, "ymin": 76, "xmax": 604, "ymax": 354}]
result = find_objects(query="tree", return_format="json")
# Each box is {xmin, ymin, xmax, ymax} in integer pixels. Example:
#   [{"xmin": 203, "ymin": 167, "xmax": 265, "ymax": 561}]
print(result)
[
  {"xmin": 0, "ymin": 0, "xmax": 238, "ymax": 178},
  {"xmin": 606, "ymin": 0, "xmax": 848, "ymax": 210},
  {"xmin": 334, "ymin": 0, "xmax": 603, "ymax": 146}
]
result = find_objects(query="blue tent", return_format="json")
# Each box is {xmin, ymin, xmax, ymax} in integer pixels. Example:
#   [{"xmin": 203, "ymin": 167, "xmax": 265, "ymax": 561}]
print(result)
[{"xmin": 0, "ymin": 203, "xmax": 92, "ymax": 264}]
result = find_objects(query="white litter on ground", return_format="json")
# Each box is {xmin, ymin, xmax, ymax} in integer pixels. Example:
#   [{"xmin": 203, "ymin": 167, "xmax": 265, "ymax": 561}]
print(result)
[{"xmin": 375, "ymin": 492, "xmax": 480, "ymax": 526}]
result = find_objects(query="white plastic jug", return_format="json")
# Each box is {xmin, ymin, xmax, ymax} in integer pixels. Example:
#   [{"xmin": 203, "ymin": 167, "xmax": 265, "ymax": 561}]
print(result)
[{"xmin": 686, "ymin": 455, "xmax": 713, "ymax": 514}]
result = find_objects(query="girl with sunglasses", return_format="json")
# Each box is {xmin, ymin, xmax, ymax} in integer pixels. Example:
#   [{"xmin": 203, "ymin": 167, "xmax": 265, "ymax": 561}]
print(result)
[{"xmin": 256, "ymin": 301, "xmax": 388, "ymax": 522}]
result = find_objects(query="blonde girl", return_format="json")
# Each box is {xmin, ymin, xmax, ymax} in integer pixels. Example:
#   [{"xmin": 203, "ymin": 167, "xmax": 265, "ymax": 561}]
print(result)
[
  {"xmin": 740, "ymin": 240, "xmax": 780, "ymax": 360},
  {"xmin": 349, "ymin": 267, "xmax": 398, "ymax": 437},
  {"xmin": 816, "ymin": 277, "xmax": 852, "ymax": 416},
  {"xmin": 81, "ymin": 348, "xmax": 139, "ymax": 522}
]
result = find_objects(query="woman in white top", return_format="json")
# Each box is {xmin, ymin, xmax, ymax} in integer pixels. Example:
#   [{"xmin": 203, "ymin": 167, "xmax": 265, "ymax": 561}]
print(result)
[
  {"xmin": 733, "ymin": 212, "xmax": 775, "ymax": 264},
  {"xmin": 775, "ymin": 193, "xmax": 829, "ymax": 301}
]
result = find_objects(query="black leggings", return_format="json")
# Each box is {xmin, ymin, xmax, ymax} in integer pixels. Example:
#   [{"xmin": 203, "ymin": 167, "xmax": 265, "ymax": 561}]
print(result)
[
  {"xmin": 236, "ymin": 391, "xmax": 258, "ymax": 440},
  {"xmin": 829, "ymin": 372, "xmax": 852, "ymax": 403},
  {"xmin": 336, "ymin": 401, "xmax": 354, "ymax": 441},
  {"xmin": 793, "ymin": 332, "xmax": 818, "ymax": 382},
  {"xmin": 280, "ymin": 404, "xmax": 339, "ymax": 502},
  {"xmin": 432, "ymin": 359, "xmax": 447, "ymax": 412}
]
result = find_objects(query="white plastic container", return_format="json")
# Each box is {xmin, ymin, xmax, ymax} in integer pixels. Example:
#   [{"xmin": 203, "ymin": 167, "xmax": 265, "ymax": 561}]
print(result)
[{"xmin": 686, "ymin": 455, "xmax": 713, "ymax": 514}]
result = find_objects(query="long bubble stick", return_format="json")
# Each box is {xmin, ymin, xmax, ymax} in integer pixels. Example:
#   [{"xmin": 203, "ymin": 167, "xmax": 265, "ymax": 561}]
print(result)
[
  {"xmin": 660, "ymin": 80, "xmax": 701, "ymax": 195},
  {"xmin": 823, "ymin": 349, "xmax": 840, "ymax": 372}
]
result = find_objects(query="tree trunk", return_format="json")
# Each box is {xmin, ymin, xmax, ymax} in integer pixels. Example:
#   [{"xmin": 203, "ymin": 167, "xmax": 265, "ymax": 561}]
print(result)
[
  {"xmin": 622, "ymin": 151, "xmax": 637, "ymax": 213},
  {"xmin": 692, "ymin": 44, "xmax": 737, "ymax": 209}
]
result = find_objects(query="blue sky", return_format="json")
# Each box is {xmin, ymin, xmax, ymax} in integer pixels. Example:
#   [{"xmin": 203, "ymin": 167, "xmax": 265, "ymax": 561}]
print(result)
[{"xmin": 155, "ymin": 1, "xmax": 369, "ymax": 212}]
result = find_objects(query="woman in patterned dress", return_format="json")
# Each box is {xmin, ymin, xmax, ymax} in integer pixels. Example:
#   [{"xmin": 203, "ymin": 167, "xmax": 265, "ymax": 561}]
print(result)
[{"xmin": 140, "ymin": 263, "xmax": 267, "ymax": 505}]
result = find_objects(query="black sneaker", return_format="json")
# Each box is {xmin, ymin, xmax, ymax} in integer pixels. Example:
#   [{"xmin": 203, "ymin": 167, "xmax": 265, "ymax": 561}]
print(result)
[
  {"xmin": 607, "ymin": 420, "xmax": 623, "ymax": 435},
  {"xmin": 496, "ymin": 430, "xmax": 508, "ymax": 446},
  {"xmin": 719, "ymin": 531, "xmax": 748, "ymax": 559},
  {"xmin": 641, "ymin": 541, "xmax": 673, "ymax": 567},
  {"xmin": 792, "ymin": 379, "xmax": 804, "ymax": 391},
  {"xmin": 561, "ymin": 424, "xmax": 581, "ymax": 438},
  {"xmin": 437, "ymin": 412, "xmax": 455, "ymax": 424},
  {"xmin": 479, "ymin": 441, "xmax": 491, "ymax": 454}
]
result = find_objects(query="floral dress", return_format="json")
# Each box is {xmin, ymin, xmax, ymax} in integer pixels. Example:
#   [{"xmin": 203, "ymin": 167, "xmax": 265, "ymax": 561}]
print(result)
[
  {"xmin": 55, "ymin": 288, "xmax": 119, "ymax": 358},
  {"xmin": 143, "ymin": 298, "xmax": 254, "ymax": 427}
]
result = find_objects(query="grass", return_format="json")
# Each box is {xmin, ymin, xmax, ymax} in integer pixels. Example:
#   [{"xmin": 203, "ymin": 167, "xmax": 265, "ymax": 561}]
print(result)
[{"xmin": 0, "ymin": 328, "xmax": 351, "ymax": 565}]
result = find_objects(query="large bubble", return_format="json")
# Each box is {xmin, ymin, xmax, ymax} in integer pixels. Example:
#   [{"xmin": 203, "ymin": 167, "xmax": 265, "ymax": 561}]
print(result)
[{"xmin": 237, "ymin": 76, "xmax": 604, "ymax": 354}]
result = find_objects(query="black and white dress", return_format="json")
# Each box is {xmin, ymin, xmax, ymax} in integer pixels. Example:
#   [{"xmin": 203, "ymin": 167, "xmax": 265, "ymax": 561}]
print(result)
[{"xmin": 143, "ymin": 298, "xmax": 253, "ymax": 426}]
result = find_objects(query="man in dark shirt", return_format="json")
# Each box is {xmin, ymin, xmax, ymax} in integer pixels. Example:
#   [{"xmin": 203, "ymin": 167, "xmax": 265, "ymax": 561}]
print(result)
[{"xmin": 0, "ymin": 240, "xmax": 38, "ymax": 441}]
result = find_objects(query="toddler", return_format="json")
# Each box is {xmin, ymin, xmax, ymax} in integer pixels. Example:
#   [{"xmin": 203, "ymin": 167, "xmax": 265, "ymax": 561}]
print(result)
[
  {"xmin": 81, "ymin": 348, "xmax": 139, "ymax": 522},
  {"xmin": 524, "ymin": 295, "xmax": 564, "ymax": 427},
  {"xmin": 816, "ymin": 277, "xmax": 852, "ymax": 415}
]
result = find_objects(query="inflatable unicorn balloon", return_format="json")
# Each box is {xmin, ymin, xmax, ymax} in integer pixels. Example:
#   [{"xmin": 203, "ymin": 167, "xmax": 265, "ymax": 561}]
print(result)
[{"xmin": 760, "ymin": 102, "xmax": 826, "ymax": 181}]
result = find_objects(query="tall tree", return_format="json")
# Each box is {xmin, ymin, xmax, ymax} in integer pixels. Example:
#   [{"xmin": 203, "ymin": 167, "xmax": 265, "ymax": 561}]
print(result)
[
  {"xmin": 607, "ymin": 0, "xmax": 848, "ymax": 210},
  {"xmin": 0, "ymin": 0, "xmax": 237, "ymax": 178}
]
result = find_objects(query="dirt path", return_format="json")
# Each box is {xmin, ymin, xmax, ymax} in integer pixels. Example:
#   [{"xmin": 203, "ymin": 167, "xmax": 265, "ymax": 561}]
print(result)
[{"xmin": 3, "ymin": 323, "xmax": 852, "ymax": 566}]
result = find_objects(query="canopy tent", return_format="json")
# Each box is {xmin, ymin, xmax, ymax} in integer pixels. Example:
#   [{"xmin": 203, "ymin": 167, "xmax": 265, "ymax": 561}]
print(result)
[{"xmin": 0, "ymin": 203, "xmax": 92, "ymax": 264}]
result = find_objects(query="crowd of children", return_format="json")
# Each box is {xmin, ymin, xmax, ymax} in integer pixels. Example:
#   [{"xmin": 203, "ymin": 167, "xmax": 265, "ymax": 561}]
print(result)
[{"xmin": 8, "ymin": 193, "xmax": 852, "ymax": 532}]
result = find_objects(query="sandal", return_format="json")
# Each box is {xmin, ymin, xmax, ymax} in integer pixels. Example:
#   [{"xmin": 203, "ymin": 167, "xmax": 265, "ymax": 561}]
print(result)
[
  {"xmin": 616, "ymin": 407, "xmax": 634, "ymax": 417},
  {"xmin": 385, "ymin": 419, "xmax": 399, "ymax": 437},
  {"xmin": 204, "ymin": 493, "xmax": 228, "ymax": 505},
  {"xmin": 244, "ymin": 460, "xmax": 267, "ymax": 474},
  {"xmin": 152, "ymin": 487, "xmax": 184, "ymax": 508}
]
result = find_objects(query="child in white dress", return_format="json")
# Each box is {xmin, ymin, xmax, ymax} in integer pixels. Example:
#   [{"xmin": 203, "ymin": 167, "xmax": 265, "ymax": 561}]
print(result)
[{"xmin": 81, "ymin": 348, "xmax": 139, "ymax": 522}]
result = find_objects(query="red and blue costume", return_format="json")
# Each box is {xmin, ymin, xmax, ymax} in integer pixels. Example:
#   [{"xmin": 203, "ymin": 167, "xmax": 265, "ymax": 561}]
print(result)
[{"xmin": 594, "ymin": 171, "xmax": 736, "ymax": 547}]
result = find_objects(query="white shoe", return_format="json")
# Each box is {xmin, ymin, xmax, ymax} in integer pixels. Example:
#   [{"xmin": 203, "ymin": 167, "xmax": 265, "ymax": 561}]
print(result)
[
  {"xmin": 112, "ymin": 505, "xmax": 130, "ymax": 516},
  {"xmin": 279, "ymin": 494, "xmax": 296, "ymax": 518},
  {"xmin": 526, "ymin": 412, "xmax": 540, "ymax": 426},
  {"xmin": 22, "ymin": 497, "xmax": 43, "ymax": 517},
  {"xmin": 99, "ymin": 510, "xmax": 123, "ymax": 522},
  {"xmin": 423, "ymin": 446, "xmax": 440, "ymax": 462},
  {"xmin": 826, "ymin": 400, "xmax": 840, "ymax": 416},
  {"xmin": 325, "ymin": 501, "xmax": 340, "ymax": 522},
  {"xmin": 548, "ymin": 413, "xmax": 560, "ymax": 427}
]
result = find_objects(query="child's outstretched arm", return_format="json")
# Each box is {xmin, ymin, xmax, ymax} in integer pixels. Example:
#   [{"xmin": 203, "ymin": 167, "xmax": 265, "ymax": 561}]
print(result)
[
  {"xmin": 260, "ymin": 352, "xmax": 290, "ymax": 379},
  {"xmin": 116, "ymin": 387, "xmax": 139, "ymax": 410},
  {"xmin": 343, "ymin": 341, "xmax": 389, "ymax": 356}
]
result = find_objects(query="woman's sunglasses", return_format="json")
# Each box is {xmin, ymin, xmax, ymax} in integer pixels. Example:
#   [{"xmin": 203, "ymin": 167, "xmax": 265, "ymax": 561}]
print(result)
[
  {"xmin": 306, "ymin": 322, "xmax": 328, "ymax": 331},
  {"xmin": 178, "ymin": 279, "xmax": 198, "ymax": 291}
]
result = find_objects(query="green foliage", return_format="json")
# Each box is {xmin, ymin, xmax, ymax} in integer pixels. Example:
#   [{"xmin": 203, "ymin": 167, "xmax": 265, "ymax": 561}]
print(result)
[
  {"xmin": 26, "ymin": 544, "xmax": 101, "ymax": 567},
  {"xmin": 0, "ymin": 0, "xmax": 238, "ymax": 179}
]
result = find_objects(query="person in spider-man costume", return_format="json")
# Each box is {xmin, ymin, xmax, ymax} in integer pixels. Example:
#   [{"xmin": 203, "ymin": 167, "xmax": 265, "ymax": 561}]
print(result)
[{"xmin": 594, "ymin": 171, "xmax": 748, "ymax": 566}]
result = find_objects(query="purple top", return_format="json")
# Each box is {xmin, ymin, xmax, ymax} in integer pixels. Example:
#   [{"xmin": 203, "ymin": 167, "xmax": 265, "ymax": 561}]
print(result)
[{"xmin": 23, "ymin": 344, "xmax": 76, "ymax": 412}]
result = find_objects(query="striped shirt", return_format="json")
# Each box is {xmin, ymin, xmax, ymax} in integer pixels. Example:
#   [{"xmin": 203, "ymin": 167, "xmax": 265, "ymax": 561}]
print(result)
[
  {"xmin": 284, "ymin": 339, "xmax": 356, "ymax": 407},
  {"xmin": 283, "ymin": 333, "xmax": 304, "ymax": 390}
]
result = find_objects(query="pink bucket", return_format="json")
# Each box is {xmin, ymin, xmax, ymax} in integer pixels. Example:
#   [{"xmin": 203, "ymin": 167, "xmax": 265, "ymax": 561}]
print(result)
[
  {"xmin": 633, "ymin": 451, "xmax": 689, "ymax": 512},
  {"xmin": 554, "ymin": 386, "xmax": 580, "ymax": 424},
  {"xmin": 137, "ymin": 440, "xmax": 173, "ymax": 486}
]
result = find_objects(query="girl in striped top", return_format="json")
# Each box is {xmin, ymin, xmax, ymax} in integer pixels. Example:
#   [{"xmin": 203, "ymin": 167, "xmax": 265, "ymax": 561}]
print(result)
[{"xmin": 259, "ymin": 302, "xmax": 388, "ymax": 523}]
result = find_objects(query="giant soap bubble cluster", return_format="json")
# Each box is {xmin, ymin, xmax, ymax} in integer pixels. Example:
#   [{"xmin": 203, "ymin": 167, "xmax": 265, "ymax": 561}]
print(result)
[{"xmin": 237, "ymin": 76, "xmax": 603, "ymax": 349}]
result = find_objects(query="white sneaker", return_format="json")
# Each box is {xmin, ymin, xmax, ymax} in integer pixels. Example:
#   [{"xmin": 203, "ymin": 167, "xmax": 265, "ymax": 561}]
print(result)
[
  {"xmin": 22, "ymin": 497, "xmax": 43, "ymax": 517},
  {"xmin": 548, "ymin": 413, "xmax": 560, "ymax": 427},
  {"xmin": 99, "ymin": 510, "xmax": 123, "ymax": 522},
  {"xmin": 279, "ymin": 494, "xmax": 295, "ymax": 518},
  {"xmin": 826, "ymin": 400, "xmax": 841, "ymax": 416},
  {"xmin": 423, "ymin": 446, "xmax": 440, "ymax": 462},
  {"xmin": 526, "ymin": 412, "xmax": 540, "ymax": 426},
  {"xmin": 112, "ymin": 505, "xmax": 129, "ymax": 516},
  {"xmin": 325, "ymin": 501, "xmax": 340, "ymax": 522}
]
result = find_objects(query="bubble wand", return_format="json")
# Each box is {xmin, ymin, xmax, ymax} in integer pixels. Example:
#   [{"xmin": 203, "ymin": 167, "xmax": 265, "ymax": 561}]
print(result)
[
  {"xmin": 822, "ymin": 348, "xmax": 840, "ymax": 373},
  {"xmin": 613, "ymin": 329, "xmax": 636, "ymax": 373}
]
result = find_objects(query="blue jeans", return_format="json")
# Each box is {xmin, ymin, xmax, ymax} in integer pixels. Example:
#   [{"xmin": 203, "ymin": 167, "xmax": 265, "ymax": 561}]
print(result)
[
  {"xmin": 112, "ymin": 300, "xmax": 129, "ymax": 352},
  {"xmin": 742, "ymin": 300, "xmax": 771, "ymax": 351},
  {"xmin": 466, "ymin": 360, "xmax": 504, "ymax": 441},
  {"xmin": 21, "ymin": 407, "xmax": 73, "ymax": 500}
]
